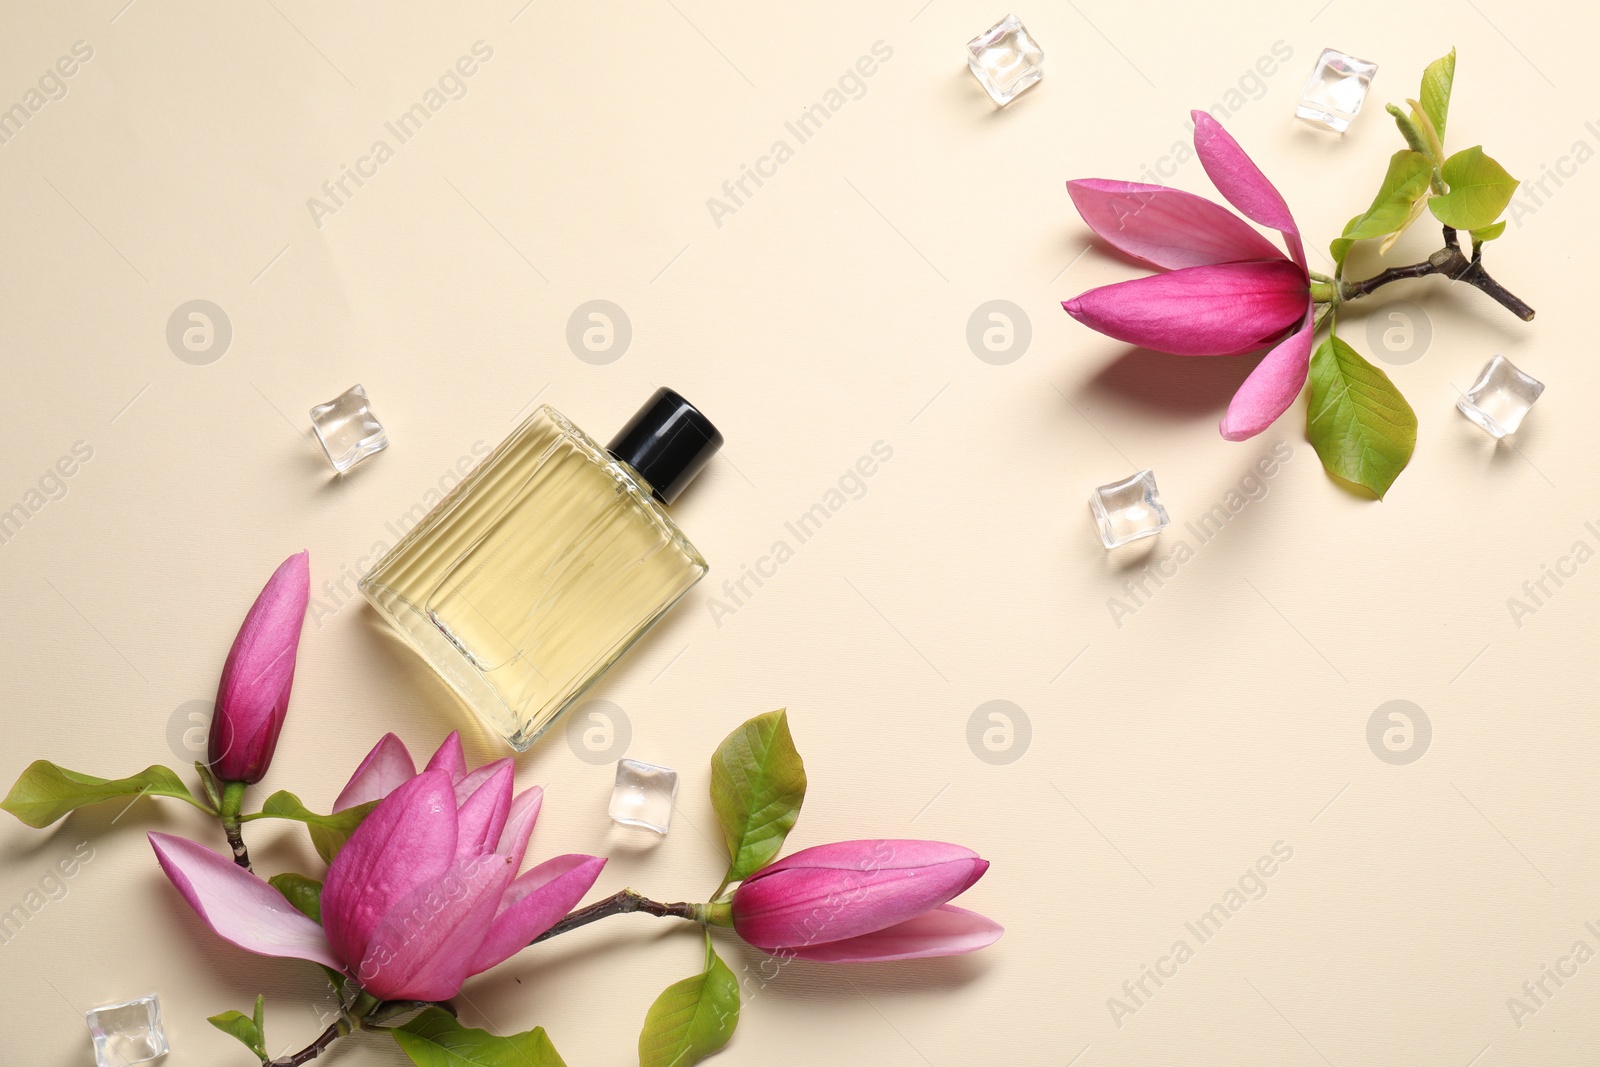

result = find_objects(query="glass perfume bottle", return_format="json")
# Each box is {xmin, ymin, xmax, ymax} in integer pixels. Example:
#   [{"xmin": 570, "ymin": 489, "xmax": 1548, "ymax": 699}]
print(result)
[{"xmin": 360, "ymin": 389, "xmax": 721, "ymax": 750}]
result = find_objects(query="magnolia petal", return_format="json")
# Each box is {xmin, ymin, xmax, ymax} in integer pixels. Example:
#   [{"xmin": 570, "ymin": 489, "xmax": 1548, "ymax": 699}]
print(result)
[
  {"xmin": 454, "ymin": 763, "xmax": 514, "ymax": 864},
  {"xmin": 333, "ymin": 733, "xmax": 416, "ymax": 813},
  {"xmin": 1062, "ymin": 260, "xmax": 1308, "ymax": 356},
  {"xmin": 423, "ymin": 732, "xmax": 467, "ymax": 784},
  {"xmin": 357, "ymin": 853, "xmax": 514, "ymax": 1002},
  {"xmin": 1190, "ymin": 111, "xmax": 1305, "ymax": 268},
  {"xmin": 734, "ymin": 857, "xmax": 989, "ymax": 951},
  {"xmin": 452, "ymin": 757, "xmax": 513, "ymax": 808},
  {"xmin": 470, "ymin": 854, "xmax": 607, "ymax": 973},
  {"xmin": 1219, "ymin": 308, "xmax": 1316, "ymax": 441},
  {"xmin": 1067, "ymin": 179, "xmax": 1286, "ymax": 269},
  {"xmin": 148, "ymin": 832, "xmax": 345, "ymax": 972},
  {"xmin": 322, "ymin": 770, "xmax": 458, "ymax": 972},
  {"xmin": 495, "ymin": 787, "xmax": 545, "ymax": 871},
  {"xmin": 746, "ymin": 840, "xmax": 983, "ymax": 880},
  {"xmin": 780, "ymin": 905, "xmax": 1003, "ymax": 963}
]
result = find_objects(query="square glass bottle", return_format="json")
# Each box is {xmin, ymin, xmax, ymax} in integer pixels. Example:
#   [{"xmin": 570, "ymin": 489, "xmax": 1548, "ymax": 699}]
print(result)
[{"xmin": 360, "ymin": 389, "xmax": 721, "ymax": 750}]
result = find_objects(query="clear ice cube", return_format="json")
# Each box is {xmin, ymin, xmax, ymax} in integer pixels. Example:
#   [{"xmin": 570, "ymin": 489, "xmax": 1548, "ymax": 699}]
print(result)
[
  {"xmin": 1296, "ymin": 48, "xmax": 1378, "ymax": 132},
  {"xmin": 310, "ymin": 384, "xmax": 388, "ymax": 473},
  {"xmin": 966, "ymin": 14, "xmax": 1044, "ymax": 106},
  {"xmin": 1457, "ymin": 354, "xmax": 1544, "ymax": 438},
  {"xmin": 609, "ymin": 758, "xmax": 678, "ymax": 834},
  {"xmin": 1089, "ymin": 469, "xmax": 1170, "ymax": 549},
  {"xmin": 85, "ymin": 994, "xmax": 169, "ymax": 1067}
]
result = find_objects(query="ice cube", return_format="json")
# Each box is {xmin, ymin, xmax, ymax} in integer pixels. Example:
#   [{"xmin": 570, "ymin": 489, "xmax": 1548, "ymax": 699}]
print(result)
[
  {"xmin": 1089, "ymin": 469, "xmax": 1170, "ymax": 549},
  {"xmin": 966, "ymin": 15, "xmax": 1044, "ymax": 106},
  {"xmin": 1457, "ymin": 354, "xmax": 1544, "ymax": 438},
  {"xmin": 609, "ymin": 758, "xmax": 678, "ymax": 834},
  {"xmin": 310, "ymin": 384, "xmax": 388, "ymax": 473},
  {"xmin": 85, "ymin": 994, "xmax": 169, "ymax": 1067},
  {"xmin": 1296, "ymin": 48, "xmax": 1378, "ymax": 132}
]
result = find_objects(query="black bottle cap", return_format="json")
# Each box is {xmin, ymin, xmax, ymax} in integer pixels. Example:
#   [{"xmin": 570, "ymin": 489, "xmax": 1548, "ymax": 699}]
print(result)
[{"xmin": 607, "ymin": 388, "xmax": 723, "ymax": 504}]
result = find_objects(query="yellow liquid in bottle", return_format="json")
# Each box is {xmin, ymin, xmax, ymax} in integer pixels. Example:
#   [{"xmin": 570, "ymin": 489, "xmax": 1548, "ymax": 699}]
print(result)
[{"xmin": 359, "ymin": 407, "xmax": 706, "ymax": 749}]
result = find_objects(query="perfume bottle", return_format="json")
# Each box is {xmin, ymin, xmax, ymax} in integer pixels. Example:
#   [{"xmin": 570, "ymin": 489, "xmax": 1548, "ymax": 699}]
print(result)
[{"xmin": 359, "ymin": 389, "xmax": 721, "ymax": 750}]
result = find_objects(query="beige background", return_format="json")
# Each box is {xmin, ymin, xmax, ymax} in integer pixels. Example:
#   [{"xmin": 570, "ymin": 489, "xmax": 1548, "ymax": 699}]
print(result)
[{"xmin": 1, "ymin": 0, "xmax": 1596, "ymax": 1063}]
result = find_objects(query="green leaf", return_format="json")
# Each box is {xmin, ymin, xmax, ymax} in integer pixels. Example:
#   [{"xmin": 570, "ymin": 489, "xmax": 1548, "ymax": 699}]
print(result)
[
  {"xmin": 1378, "ymin": 197, "xmax": 1432, "ymax": 256},
  {"xmin": 391, "ymin": 1007, "xmax": 567, "ymax": 1067},
  {"xmin": 1471, "ymin": 220, "xmax": 1507, "ymax": 244},
  {"xmin": 1330, "ymin": 150, "xmax": 1435, "ymax": 268},
  {"xmin": 255, "ymin": 791, "xmax": 378, "ymax": 863},
  {"xmin": 711, "ymin": 710, "xmax": 807, "ymax": 885},
  {"xmin": 1306, "ymin": 334, "xmax": 1418, "ymax": 499},
  {"xmin": 0, "ymin": 761, "xmax": 207, "ymax": 828},
  {"xmin": 638, "ymin": 944, "xmax": 740, "ymax": 1067},
  {"xmin": 267, "ymin": 873, "xmax": 324, "ymax": 923},
  {"xmin": 208, "ymin": 994, "xmax": 268, "ymax": 1062},
  {"xmin": 1419, "ymin": 48, "xmax": 1456, "ymax": 145},
  {"xmin": 1430, "ymin": 146, "xmax": 1519, "ymax": 230}
]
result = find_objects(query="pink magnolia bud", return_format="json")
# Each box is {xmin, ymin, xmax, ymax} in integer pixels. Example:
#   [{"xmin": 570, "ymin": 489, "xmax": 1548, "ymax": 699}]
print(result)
[
  {"xmin": 206, "ymin": 552, "xmax": 310, "ymax": 783},
  {"xmin": 731, "ymin": 840, "xmax": 1002, "ymax": 963}
]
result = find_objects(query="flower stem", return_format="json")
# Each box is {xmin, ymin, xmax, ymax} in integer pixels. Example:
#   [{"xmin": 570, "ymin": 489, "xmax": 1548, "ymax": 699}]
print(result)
[
  {"xmin": 529, "ymin": 889, "xmax": 704, "ymax": 946},
  {"xmin": 1339, "ymin": 226, "xmax": 1534, "ymax": 321},
  {"xmin": 265, "ymin": 992, "xmax": 393, "ymax": 1065},
  {"xmin": 266, "ymin": 1020, "xmax": 345, "ymax": 1066},
  {"xmin": 219, "ymin": 780, "xmax": 252, "ymax": 872}
]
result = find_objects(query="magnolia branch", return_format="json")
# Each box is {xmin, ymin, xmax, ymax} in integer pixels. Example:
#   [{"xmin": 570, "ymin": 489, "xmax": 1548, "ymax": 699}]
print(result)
[
  {"xmin": 530, "ymin": 889, "xmax": 703, "ymax": 945},
  {"xmin": 267, "ymin": 1021, "xmax": 343, "ymax": 1067},
  {"xmin": 265, "ymin": 995, "xmax": 430, "ymax": 1066},
  {"xmin": 1338, "ymin": 226, "xmax": 1534, "ymax": 321},
  {"xmin": 221, "ymin": 820, "xmax": 253, "ymax": 871}
]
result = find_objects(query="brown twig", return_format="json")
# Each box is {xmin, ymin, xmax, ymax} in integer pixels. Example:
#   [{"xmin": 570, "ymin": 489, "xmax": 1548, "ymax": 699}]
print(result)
[
  {"xmin": 222, "ymin": 818, "xmax": 252, "ymax": 871},
  {"xmin": 530, "ymin": 889, "xmax": 702, "ymax": 945},
  {"xmin": 267, "ymin": 1022, "xmax": 344, "ymax": 1066},
  {"xmin": 1339, "ymin": 226, "xmax": 1534, "ymax": 321}
]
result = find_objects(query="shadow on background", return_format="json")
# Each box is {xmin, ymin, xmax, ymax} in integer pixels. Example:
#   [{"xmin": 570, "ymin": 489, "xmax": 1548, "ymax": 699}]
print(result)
[{"xmin": 1080, "ymin": 346, "xmax": 1266, "ymax": 421}]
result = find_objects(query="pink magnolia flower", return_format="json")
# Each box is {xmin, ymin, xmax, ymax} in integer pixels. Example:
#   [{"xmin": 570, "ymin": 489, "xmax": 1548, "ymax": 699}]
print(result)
[
  {"xmin": 730, "ymin": 840, "xmax": 1001, "ymax": 963},
  {"xmin": 1062, "ymin": 111, "xmax": 1316, "ymax": 441},
  {"xmin": 207, "ymin": 551, "xmax": 311, "ymax": 783},
  {"xmin": 149, "ymin": 732, "xmax": 605, "ymax": 1001}
]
